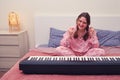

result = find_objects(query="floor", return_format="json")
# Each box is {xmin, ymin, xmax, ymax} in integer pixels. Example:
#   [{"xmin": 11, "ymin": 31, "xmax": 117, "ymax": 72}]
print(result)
[
  {"xmin": 0, "ymin": 69, "xmax": 9, "ymax": 78},
  {"xmin": 0, "ymin": 71, "xmax": 7, "ymax": 78}
]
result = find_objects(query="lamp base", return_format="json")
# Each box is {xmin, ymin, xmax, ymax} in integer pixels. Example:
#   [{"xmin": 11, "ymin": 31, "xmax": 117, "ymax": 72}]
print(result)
[{"xmin": 9, "ymin": 26, "xmax": 21, "ymax": 32}]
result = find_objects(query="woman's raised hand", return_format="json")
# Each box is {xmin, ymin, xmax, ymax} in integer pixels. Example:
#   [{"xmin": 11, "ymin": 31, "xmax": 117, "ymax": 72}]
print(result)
[
  {"xmin": 68, "ymin": 27, "xmax": 74, "ymax": 38},
  {"xmin": 89, "ymin": 27, "xmax": 96, "ymax": 38}
]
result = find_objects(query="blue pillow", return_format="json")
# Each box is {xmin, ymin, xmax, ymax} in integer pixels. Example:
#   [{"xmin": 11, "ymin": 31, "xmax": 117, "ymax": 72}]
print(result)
[
  {"xmin": 96, "ymin": 29, "xmax": 120, "ymax": 46},
  {"xmin": 48, "ymin": 28, "xmax": 65, "ymax": 48},
  {"xmin": 48, "ymin": 28, "xmax": 120, "ymax": 47}
]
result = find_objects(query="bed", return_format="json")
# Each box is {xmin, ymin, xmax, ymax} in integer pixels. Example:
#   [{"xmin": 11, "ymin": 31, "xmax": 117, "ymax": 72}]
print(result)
[{"xmin": 1, "ymin": 15, "xmax": 120, "ymax": 80}]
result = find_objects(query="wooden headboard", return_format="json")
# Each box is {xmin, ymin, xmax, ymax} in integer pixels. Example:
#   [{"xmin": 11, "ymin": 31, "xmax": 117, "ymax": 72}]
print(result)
[{"xmin": 34, "ymin": 15, "xmax": 120, "ymax": 47}]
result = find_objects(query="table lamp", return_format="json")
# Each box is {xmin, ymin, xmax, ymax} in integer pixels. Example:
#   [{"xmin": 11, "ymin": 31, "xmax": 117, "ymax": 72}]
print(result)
[{"xmin": 8, "ymin": 11, "xmax": 20, "ymax": 32}]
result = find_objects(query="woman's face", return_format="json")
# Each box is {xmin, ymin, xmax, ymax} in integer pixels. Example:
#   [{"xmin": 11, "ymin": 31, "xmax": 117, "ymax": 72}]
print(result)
[{"xmin": 76, "ymin": 17, "xmax": 87, "ymax": 30}]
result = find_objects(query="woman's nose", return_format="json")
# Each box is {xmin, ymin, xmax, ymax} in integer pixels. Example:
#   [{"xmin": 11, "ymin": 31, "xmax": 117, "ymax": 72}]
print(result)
[{"xmin": 80, "ymin": 22, "xmax": 83, "ymax": 26}]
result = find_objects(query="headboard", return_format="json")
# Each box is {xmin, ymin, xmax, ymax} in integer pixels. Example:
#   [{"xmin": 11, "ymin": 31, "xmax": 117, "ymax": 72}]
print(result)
[{"xmin": 34, "ymin": 15, "xmax": 120, "ymax": 47}]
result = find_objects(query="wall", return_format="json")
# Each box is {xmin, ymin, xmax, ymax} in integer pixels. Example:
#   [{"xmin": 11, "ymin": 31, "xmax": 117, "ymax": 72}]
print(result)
[{"xmin": 0, "ymin": 0, "xmax": 120, "ymax": 49}]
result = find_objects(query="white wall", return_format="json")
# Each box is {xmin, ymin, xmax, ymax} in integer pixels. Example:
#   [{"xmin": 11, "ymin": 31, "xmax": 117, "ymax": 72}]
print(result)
[{"xmin": 0, "ymin": 0, "xmax": 120, "ymax": 48}]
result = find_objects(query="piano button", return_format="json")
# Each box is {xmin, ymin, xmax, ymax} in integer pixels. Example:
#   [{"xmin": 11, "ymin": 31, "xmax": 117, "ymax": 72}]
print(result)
[
  {"xmin": 75, "ymin": 57, "xmax": 77, "ymax": 61},
  {"xmin": 73, "ymin": 57, "xmax": 76, "ymax": 61},
  {"xmin": 102, "ymin": 57, "xmax": 106, "ymax": 61},
  {"xmin": 112, "ymin": 57, "xmax": 115, "ymax": 61},
  {"xmin": 91, "ymin": 58, "xmax": 94, "ymax": 61},
  {"xmin": 76, "ymin": 57, "xmax": 79, "ymax": 61},
  {"xmin": 95, "ymin": 57, "xmax": 98, "ymax": 61},
  {"xmin": 66, "ymin": 57, "xmax": 68, "ymax": 60},
  {"xmin": 51, "ymin": 57, "xmax": 54, "ymax": 61},
  {"xmin": 98, "ymin": 57, "xmax": 101, "ymax": 61},
  {"xmin": 40, "ymin": 57, "xmax": 42, "ymax": 60},
  {"xmin": 61, "ymin": 57, "xmax": 64, "ymax": 61},
  {"xmin": 59, "ymin": 57, "xmax": 61, "ymax": 61},
  {"xmin": 116, "ymin": 58, "xmax": 120, "ymax": 61},
  {"xmin": 78, "ymin": 57, "xmax": 81, "ymax": 61},
  {"xmin": 37, "ymin": 57, "xmax": 39, "ymax": 61},
  {"xmin": 44, "ymin": 57, "xmax": 46, "ymax": 60},
  {"xmin": 105, "ymin": 57, "xmax": 108, "ymax": 61},
  {"xmin": 63, "ymin": 57, "xmax": 65, "ymax": 61},
  {"xmin": 28, "ymin": 56, "xmax": 32, "ymax": 60},
  {"xmin": 88, "ymin": 57, "xmax": 91, "ymax": 61},
  {"xmin": 69, "ymin": 57, "xmax": 72, "ymax": 61},
  {"xmin": 107, "ymin": 57, "xmax": 111, "ymax": 61},
  {"xmin": 93, "ymin": 57, "xmax": 96, "ymax": 61},
  {"xmin": 113, "ymin": 57, "xmax": 117, "ymax": 61},
  {"xmin": 110, "ymin": 58, "xmax": 114, "ymax": 61},
  {"xmin": 104, "ymin": 57, "xmax": 107, "ymax": 61},
  {"xmin": 87, "ymin": 57, "xmax": 90, "ymax": 61},
  {"xmin": 84, "ymin": 57, "xmax": 88, "ymax": 61}
]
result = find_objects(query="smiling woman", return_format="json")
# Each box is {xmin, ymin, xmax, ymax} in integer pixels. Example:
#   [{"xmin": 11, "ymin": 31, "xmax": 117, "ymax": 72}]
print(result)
[{"xmin": 56, "ymin": 12, "xmax": 105, "ymax": 56}]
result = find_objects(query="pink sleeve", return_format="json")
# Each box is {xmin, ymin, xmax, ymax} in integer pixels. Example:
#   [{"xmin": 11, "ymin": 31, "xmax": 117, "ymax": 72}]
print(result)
[
  {"xmin": 60, "ymin": 30, "xmax": 71, "ymax": 47},
  {"xmin": 60, "ymin": 27, "xmax": 75, "ymax": 47}
]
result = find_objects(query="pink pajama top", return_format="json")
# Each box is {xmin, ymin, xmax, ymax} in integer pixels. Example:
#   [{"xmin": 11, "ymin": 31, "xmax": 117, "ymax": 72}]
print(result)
[{"xmin": 60, "ymin": 26, "xmax": 99, "ymax": 55}]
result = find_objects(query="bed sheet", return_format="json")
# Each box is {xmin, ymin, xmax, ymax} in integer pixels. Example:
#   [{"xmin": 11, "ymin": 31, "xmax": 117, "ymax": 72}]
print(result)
[{"xmin": 1, "ymin": 47, "xmax": 120, "ymax": 80}]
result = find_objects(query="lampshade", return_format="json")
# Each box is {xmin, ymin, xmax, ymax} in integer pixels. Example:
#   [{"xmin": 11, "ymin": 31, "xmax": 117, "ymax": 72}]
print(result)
[{"xmin": 8, "ymin": 12, "xmax": 20, "ymax": 32}]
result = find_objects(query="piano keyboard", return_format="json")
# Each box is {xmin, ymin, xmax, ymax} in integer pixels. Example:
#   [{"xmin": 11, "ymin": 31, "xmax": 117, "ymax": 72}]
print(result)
[
  {"xmin": 27, "ymin": 56, "xmax": 120, "ymax": 61},
  {"xmin": 19, "ymin": 56, "xmax": 120, "ymax": 75}
]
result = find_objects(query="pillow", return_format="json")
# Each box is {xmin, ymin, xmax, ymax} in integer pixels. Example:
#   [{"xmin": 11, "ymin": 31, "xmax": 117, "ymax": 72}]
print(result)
[
  {"xmin": 96, "ymin": 29, "xmax": 120, "ymax": 46},
  {"xmin": 48, "ymin": 28, "xmax": 120, "ymax": 47},
  {"xmin": 48, "ymin": 28, "xmax": 65, "ymax": 48}
]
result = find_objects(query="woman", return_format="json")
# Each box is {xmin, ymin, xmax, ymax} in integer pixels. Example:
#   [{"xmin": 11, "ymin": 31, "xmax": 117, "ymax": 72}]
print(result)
[{"xmin": 56, "ymin": 12, "xmax": 105, "ymax": 56}]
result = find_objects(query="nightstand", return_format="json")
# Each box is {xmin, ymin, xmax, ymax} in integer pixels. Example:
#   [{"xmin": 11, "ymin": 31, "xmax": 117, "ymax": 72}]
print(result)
[{"xmin": 0, "ymin": 30, "xmax": 29, "ymax": 70}]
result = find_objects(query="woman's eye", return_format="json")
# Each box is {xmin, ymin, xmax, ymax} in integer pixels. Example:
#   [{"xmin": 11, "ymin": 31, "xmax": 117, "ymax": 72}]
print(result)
[
  {"xmin": 83, "ymin": 22, "xmax": 87, "ymax": 24},
  {"xmin": 78, "ymin": 19, "xmax": 87, "ymax": 25},
  {"xmin": 78, "ymin": 20, "xmax": 81, "ymax": 22}
]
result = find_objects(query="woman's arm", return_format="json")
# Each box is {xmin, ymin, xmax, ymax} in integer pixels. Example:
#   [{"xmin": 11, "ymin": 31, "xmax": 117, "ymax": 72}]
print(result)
[
  {"xmin": 89, "ymin": 27, "xmax": 99, "ymax": 48},
  {"xmin": 60, "ymin": 27, "xmax": 75, "ymax": 47}
]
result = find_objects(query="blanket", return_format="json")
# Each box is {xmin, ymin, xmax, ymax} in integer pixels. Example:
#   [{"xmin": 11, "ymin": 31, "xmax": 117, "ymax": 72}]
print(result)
[{"xmin": 1, "ymin": 47, "xmax": 120, "ymax": 80}]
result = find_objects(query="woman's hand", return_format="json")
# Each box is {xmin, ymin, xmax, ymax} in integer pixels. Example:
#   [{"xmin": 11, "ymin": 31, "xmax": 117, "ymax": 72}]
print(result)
[
  {"xmin": 89, "ymin": 27, "xmax": 99, "ymax": 48},
  {"xmin": 68, "ymin": 27, "xmax": 74, "ymax": 38},
  {"xmin": 89, "ymin": 27, "xmax": 96, "ymax": 38}
]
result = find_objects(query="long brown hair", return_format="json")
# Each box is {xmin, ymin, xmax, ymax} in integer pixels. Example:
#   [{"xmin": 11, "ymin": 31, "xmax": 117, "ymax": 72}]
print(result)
[{"xmin": 73, "ymin": 12, "xmax": 90, "ymax": 41}]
